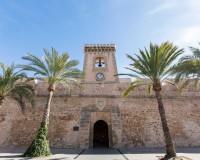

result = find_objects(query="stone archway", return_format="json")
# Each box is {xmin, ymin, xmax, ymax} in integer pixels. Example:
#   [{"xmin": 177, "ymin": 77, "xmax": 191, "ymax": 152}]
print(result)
[
  {"xmin": 79, "ymin": 105, "xmax": 122, "ymax": 148},
  {"xmin": 93, "ymin": 120, "xmax": 109, "ymax": 148}
]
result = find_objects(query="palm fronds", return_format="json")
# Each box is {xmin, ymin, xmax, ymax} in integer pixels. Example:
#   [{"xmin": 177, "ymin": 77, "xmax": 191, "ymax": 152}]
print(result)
[
  {"xmin": 116, "ymin": 42, "xmax": 184, "ymax": 95},
  {"xmin": 19, "ymin": 47, "xmax": 84, "ymax": 91},
  {"xmin": 0, "ymin": 63, "xmax": 34, "ymax": 110},
  {"xmin": 173, "ymin": 43, "xmax": 200, "ymax": 90}
]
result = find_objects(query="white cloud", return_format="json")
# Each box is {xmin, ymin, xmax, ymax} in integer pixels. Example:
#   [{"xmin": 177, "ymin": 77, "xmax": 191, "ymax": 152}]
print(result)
[
  {"xmin": 147, "ymin": 1, "xmax": 177, "ymax": 15},
  {"xmin": 186, "ymin": 0, "xmax": 200, "ymax": 7},
  {"xmin": 146, "ymin": 0, "xmax": 200, "ymax": 48},
  {"xmin": 175, "ymin": 26, "xmax": 200, "ymax": 47},
  {"xmin": 147, "ymin": 0, "xmax": 200, "ymax": 16}
]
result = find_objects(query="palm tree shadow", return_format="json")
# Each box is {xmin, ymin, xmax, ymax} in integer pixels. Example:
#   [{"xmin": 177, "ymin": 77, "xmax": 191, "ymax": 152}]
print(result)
[
  {"xmin": 0, "ymin": 155, "xmax": 72, "ymax": 160},
  {"xmin": 48, "ymin": 158, "xmax": 72, "ymax": 160},
  {"xmin": 0, "ymin": 154, "xmax": 31, "ymax": 159}
]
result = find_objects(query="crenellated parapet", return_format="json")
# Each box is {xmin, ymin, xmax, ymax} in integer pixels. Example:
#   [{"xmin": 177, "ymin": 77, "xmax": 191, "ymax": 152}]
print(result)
[{"xmin": 84, "ymin": 44, "xmax": 116, "ymax": 53}]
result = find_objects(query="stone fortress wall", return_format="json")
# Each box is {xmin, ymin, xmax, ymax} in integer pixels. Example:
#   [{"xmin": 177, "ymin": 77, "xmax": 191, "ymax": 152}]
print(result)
[{"xmin": 0, "ymin": 80, "xmax": 199, "ymax": 148}]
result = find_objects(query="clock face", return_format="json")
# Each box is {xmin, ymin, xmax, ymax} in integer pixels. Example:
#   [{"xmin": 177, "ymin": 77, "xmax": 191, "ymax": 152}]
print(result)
[{"xmin": 96, "ymin": 73, "xmax": 104, "ymax": 81}]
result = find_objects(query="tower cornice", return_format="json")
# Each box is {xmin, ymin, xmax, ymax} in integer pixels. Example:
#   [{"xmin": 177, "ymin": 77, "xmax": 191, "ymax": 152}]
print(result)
[{"xmin": 84, "ymin": 44, "xmax": 116, "ymax": 53}]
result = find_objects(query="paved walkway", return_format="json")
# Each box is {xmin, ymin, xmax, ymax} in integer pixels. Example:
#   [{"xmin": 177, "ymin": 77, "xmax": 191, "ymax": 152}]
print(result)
[
  {"xmin": 76, "ymin": 149, "xmax": 125, "ymax": 160},
  {"xmin": 0, "ymin": 148, "xmax": 199, "ymax": 160}
]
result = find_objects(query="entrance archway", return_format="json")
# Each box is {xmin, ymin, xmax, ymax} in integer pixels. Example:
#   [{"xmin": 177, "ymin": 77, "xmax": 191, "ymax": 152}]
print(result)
[{"xmin": 93, "ymin": 120, "xmax": 109, "ymax": 148}]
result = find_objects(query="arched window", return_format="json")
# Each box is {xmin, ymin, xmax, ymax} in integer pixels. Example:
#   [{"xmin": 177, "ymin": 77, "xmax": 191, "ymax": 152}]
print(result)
[{"xmin": 95, "ymin": 57, "xmax": 105, "ymax": 68}]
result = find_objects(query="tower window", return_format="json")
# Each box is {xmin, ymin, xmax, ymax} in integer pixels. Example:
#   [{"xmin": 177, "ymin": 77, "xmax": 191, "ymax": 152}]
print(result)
[{"xmin": 95, "ymin": 57, "xmax": 105, "ymax": 68}]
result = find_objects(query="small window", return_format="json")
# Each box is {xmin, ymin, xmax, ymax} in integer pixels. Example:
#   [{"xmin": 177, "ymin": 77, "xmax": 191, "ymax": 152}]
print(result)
[
  {"xmin": 73, "ymin": 126, "xmax": 79, "ymax": 131},
  {"xmin": 95, "ymin": 57, "xmax": 105, "ymax": 68}
]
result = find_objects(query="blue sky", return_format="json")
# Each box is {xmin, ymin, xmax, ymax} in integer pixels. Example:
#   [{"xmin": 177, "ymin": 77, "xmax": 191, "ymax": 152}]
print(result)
[{"xmin": 0, "ymin": 0, "xmax": 200, "ymax": 75}]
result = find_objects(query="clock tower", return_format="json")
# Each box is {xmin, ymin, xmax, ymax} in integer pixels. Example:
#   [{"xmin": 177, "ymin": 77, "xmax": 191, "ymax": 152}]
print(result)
[{"xmin": 83, "ymin": 44, "xmax": 119, "ymax": 83}]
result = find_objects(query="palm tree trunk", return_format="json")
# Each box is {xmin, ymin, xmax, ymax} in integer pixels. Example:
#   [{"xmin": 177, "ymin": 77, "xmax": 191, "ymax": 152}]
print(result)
[
  {"xmin": 155, "ymin": 91, "xmax": 176, "ymax": 159},
  {"xmin": 0, "ymin": 96, "xmax": 4, "ymax": 105},
  {"xmin": 23, "ymin": 91, "xmax": 53, "ymax": 157},
  {"xmin": 42, "ymin": 91, "xmax": 54, "ymax": 126}
]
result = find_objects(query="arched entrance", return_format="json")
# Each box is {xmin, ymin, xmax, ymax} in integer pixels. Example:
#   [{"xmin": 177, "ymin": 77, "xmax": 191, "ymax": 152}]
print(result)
[{"xmin": 93, "ymin": 120, "xmax": 109, "ymax": 148}]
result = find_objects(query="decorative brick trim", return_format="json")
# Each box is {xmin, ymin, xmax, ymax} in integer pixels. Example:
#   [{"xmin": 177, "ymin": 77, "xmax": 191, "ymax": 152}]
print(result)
[
  {"xmin": 36, "ymin": 94, "xmax": 200, "ymax": 99},
  {"xmin": 84, "ymin": 44, "xmax": 116, "ymax": 52}
]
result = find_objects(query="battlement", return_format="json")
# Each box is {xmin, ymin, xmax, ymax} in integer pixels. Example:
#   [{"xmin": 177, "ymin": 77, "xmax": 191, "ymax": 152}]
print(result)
[{"xmin": 84, "ymin": 44, "xmax": 116, "ymax": 52}]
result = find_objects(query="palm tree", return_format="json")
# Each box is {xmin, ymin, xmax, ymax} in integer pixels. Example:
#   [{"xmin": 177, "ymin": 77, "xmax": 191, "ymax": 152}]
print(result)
[
  {"xmin": 19, "ymin": 47, "xmax": 83, "ymax": 157},
  {"xmin": 0, "ymin": 63, "xmax": 34, "ymax": 111},
  {"xmin": 174, "ymin": 44, "xmax": 200, "ymax": 90},
  {"xmin": 117, "ymin": 42, "xmax": 184, "ymax": 159}
]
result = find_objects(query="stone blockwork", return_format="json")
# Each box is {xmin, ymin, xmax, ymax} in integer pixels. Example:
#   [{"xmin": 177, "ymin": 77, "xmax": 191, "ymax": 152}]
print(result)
[{"xmin": 0, "ymin": 81, "xmax": 199, "ymax": 149}]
